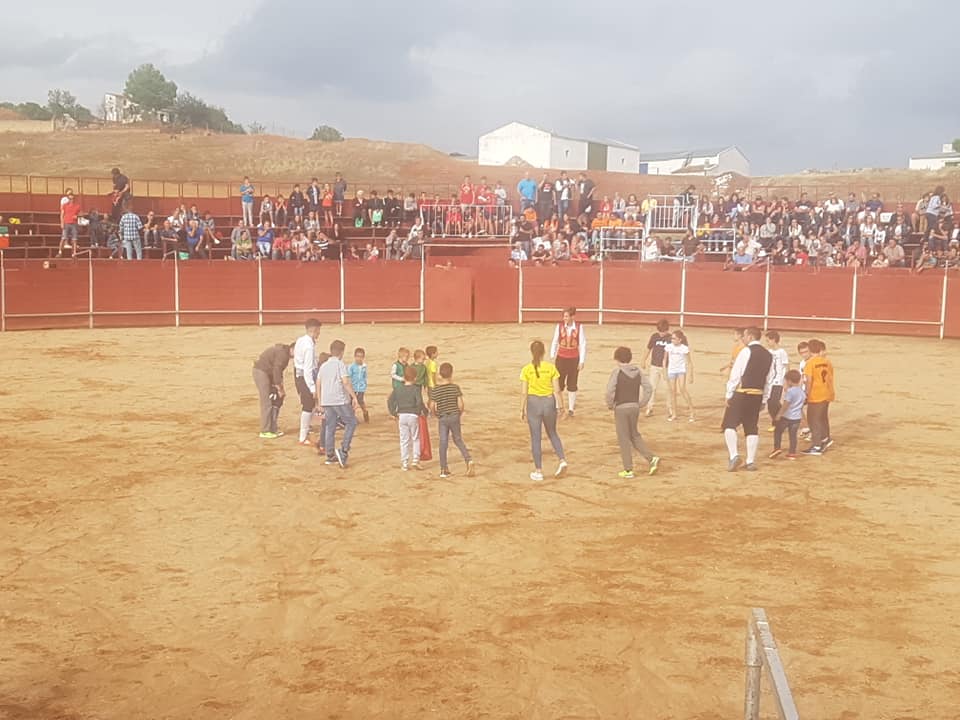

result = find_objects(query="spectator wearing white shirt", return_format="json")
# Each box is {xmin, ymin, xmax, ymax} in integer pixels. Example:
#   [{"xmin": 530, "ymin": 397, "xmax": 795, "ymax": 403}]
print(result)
[
  {"xmin": 824, "ymin": 193, "xmax": 844, "ymax": 222},
  {"xmin": 642, "ymin": 236, "xmax": 660, "ymax": 263},
  {"xmin": 293, "ymin": 319, "xmax": 322, "ymax": 445}
]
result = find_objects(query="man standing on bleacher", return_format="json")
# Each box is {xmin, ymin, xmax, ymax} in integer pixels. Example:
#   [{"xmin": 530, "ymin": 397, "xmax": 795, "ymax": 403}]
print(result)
[{"xmin": 110, "ymin": 168, "xmax": 131, "ymax": 222}]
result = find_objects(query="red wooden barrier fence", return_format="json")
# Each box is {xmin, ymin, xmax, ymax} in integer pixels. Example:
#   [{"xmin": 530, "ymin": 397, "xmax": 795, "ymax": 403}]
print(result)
[{"xmin": 2, "ymin": 254, "xmax": 958, "ymax": 339}]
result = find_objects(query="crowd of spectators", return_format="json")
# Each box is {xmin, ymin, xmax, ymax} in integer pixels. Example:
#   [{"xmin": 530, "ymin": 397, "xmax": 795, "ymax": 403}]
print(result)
[
  {"xmin": 47, "ymin": 167, "xmax": 959, "ymax": 271},
  {"xmin": 698, "ymin": 188, "xmax": 957, "ymax": 271}
]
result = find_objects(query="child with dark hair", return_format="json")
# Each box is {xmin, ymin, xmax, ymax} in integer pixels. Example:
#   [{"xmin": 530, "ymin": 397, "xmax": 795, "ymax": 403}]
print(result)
[
  {"xmin": 769, "ymin": 369, "xmax": 805, "ymax": 460},
  {"xmin": 429, "ymin": 362, "xmax": 475, "ymax": 479},
  {"xmin": 764, "ymin": 330, "xmax": 790, "ymax": 430},
  {"xmin": 605, "ymin": 346, "xmax": 660, "ymax": 478},
  {"xmin": 664, "ymin": 330, "xmax": 695, "ymax": 422},
  {"xmin": 642, "ymin": 318, "xmax": 672, "ymax": 417},
  {"xmin": 803, "ymin": 339, "xmax": 835, "ymax": 455},
  {"xmin": 520, "ymin": 340, "xmax": 567, "ymax": 482}
]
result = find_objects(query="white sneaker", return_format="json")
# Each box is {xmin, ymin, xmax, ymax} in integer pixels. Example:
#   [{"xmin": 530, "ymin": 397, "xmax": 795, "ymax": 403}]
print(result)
[
  {"xmin": 529, "ymin": 471, "xmax": 544, "ymax": 482},
  {"xmin": 401, "ymin": 462, "xmax": 409, "ymax": 472},
  {"xmin": 554, "ymin": 460, "xmax": 568, "ymax": 478}
]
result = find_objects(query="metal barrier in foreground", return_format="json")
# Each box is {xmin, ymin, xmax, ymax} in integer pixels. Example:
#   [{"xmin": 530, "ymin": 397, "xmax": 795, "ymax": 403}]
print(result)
[{"xmin": 744, "ymin": 608, "xmax": 800, "ymax": 720}]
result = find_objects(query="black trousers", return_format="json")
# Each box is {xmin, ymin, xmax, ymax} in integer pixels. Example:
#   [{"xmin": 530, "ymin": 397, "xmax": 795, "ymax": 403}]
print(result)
[
  {"xmin": 295, "ymin": 376, "xmax": 316, "ymax": 412},
  {"xmin": 722, "ymin": 392, "xmax": 764, "ymax": 436}
]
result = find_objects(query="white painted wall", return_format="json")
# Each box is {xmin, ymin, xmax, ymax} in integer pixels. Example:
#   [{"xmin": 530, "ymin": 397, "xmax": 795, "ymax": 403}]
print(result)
[
  {"xmin": 717, "ymin": 147, "xmax": 750, "ymax": 176},
  {"xmin": 478, "ymin": 122, "xmax": 551, "ymax": 168},
  {"xmin": 909, "ymin": 157, "xmax": 958, "ymax": 170},
  {"xmin": 548, "ymin": 136, "xmax": 588, "ymax": 171},
  {"xmin": 644, "ymin": 158, "xmax": 688, "ymax": 175},
  {"xmin": 606, "ymin": 146, "xmax": 640, "ymax": 173}
]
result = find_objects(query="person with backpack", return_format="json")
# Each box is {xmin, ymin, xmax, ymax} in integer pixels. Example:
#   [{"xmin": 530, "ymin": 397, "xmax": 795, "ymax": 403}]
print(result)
[{"xmin": 605, "ymin": 346, "xmax": 660, "ymax": 478}]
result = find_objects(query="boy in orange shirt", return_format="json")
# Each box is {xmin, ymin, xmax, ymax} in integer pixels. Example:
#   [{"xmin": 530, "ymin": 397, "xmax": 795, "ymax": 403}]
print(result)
[{"xmin": 802, "ymin": 338, "xmax": 835, "ymax": 455}]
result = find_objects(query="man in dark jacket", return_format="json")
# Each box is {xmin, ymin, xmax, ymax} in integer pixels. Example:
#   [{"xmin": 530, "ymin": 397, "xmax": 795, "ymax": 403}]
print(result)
[
  {"xmin": 253, "ymin": 342, "xmax": 294, "ymax": 438},
  {"xmin": 605, "ymin": 346, "xmax": 660, "ymax": 479}
]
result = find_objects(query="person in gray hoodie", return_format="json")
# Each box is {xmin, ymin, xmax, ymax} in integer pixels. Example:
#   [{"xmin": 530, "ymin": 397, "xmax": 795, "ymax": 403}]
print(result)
[{"xmin": 605, "ymin": 346, "xmax": 660, "ymax": 478}]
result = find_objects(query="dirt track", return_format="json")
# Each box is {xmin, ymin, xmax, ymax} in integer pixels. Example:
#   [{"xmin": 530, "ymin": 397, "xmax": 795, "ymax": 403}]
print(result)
[{"xmin": 1, "ymin": 324, "xmax": 958, "ymax": 719}]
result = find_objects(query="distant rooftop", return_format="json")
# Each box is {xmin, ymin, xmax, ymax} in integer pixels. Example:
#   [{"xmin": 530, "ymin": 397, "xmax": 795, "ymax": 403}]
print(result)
[{"xmin": 639, "ymin": 147, "xmax": 735, "ymax": 162}]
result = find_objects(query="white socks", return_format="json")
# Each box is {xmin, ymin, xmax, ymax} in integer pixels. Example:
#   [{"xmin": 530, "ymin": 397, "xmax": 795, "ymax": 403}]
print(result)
[
  {"xmin": 568, "ymin": 392, "xmax": 577, "ymax": 412},
  {"xmin": 746, "ymin": 435, "xmax": 759, "ymax": 464},
  {"xmin": 724, "ymin": 429, "xmax": 739, "ymax": 459},
  {"xmin": 299, "ymin": 411, "xmax": 312, "ymax": 442}
]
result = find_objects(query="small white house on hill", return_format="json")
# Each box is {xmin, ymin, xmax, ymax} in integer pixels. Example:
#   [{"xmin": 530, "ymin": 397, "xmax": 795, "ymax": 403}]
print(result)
[
  {"xmin": 639, "ymin": 146, "xmax": 750, "ymax": 177},
  {"xmin": 478, "ymin": 122, "xmax": 640, "ymax": 173},
  {"xmin": 909, "ymin": 143, "xmax": 960, "ymax": 170}
]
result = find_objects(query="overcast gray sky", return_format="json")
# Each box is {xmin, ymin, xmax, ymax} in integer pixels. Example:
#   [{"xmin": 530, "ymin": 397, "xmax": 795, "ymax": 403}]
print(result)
[{"xmin": 3, "ymin": 0, "xmax": 958, "ymax": 175}]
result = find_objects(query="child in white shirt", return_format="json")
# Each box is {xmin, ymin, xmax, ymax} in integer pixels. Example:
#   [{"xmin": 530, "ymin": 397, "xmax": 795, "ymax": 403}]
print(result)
[{"xmin": 664, "ymin": 330, "xmax": 695, "ymax": 422}]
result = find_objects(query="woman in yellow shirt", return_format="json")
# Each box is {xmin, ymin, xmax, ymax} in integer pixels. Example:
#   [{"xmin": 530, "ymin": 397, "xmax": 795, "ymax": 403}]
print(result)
[{"xmin": 520, "ymin": 340, "xmax": 568, "ymax": 481}]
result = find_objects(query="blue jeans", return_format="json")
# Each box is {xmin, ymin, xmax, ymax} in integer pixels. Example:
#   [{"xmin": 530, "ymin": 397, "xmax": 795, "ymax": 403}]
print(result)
[
  {"xmin": 122, "ymin": 236, "xmax": 142, "ymax": 260},
  {"xmin": 526, "ymin": 395, "xmax": 564, "ymax": 469},
  {"xmin": 323, "ymin": 403, "xmax": 358, "ymax": 459},
  {"xmin": 438, "ymin": 413, "xmax": 471, "ymax": 469}
]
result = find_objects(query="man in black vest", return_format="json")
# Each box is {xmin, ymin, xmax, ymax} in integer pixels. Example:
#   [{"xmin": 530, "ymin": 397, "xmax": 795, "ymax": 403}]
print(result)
[{"xmin": 722, "ymin": 327, "xmax": 776, "ymax": 471}]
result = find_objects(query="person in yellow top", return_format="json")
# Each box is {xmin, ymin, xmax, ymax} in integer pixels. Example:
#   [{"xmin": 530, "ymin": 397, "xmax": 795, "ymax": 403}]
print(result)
[
  {"xmin": 520, "ymin": 340, "xmax": 568, "ymax": 482},
  {"xmin": 802, "ymin": 338, "xmax": 835, "ymax": 455},
  {"xmin": 425, "ymin": 345, "xmax": 440, "ymax": 393}
]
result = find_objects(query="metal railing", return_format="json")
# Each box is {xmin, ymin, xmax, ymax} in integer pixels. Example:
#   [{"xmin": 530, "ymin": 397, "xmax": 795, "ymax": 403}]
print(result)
[
  {"xmin": 418, "ymin": 203, "xmax": 514, "ymax": 238},
  {"xmin": 644, "ymin": 195, "xmax": 700, "ymax": 234}
]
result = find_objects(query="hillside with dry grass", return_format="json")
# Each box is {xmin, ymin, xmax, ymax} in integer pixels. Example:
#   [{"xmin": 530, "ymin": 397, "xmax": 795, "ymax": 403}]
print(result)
[{"xmin": 0, "ymin": 126, "xmax": 957, "ymax": 200}]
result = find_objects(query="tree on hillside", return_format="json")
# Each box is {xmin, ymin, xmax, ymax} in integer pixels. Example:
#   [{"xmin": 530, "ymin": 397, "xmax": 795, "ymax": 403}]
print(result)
[
  {"xmin": 248, "ymin": 121, "xmax": 266, "ymax": 135},
  {"xmin": 308, "ymin": 125, "xmax": 344, "ymax": 142},
  {"xmin": 0, "ymin": 101, "xmax": 52, "ymax": 120},
  {"xmin": 125, "ymin": 64, "xmax": 177, "ymax": 115},
  {"xmin": 46, "ymin": 89, "xmax": 94, "ymax": 123},
  {"xmin": 173, "ymin": 92, "xmax": 244, "ymax": 134},
  {"xmin": 954, "ymin": 139, "xmax": 960, "ymax": 153}
]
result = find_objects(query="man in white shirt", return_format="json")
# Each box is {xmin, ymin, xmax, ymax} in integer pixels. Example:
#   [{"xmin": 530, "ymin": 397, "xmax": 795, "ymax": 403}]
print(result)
[
  {"xmin": 318, "ymin": 339, "xmax": 360, "ymax": 468},
  {"xmin": 550, "ymin": 308, "xmax": 587, "ymax": 417},
  {"xmin": 293, "ymin": 318, "xmax": 322, "ymax": 445},
  {"xmin": 721, "ymin": 327, "xmax": 776, "ymax": 471}
]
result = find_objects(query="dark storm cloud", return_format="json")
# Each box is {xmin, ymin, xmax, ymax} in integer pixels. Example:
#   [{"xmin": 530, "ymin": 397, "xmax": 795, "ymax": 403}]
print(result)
[
  {"xmin": 185, "ymin": 0, "xmax": 455, "ymax": 101},
  {"xmin": 4, "ymin": 0, "xmax": 959, "ymax": 173}
]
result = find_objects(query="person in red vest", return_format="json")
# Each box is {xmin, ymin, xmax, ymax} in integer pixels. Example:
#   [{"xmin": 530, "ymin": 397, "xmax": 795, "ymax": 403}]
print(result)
[{"xmin": 550, "ymin": 307, "xmax": 587, "ymax": 417}]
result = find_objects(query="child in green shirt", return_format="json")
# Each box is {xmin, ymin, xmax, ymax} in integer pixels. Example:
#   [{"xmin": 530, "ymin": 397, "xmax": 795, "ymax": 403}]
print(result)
[
  {"xmin": 412, "ymin": 349, "xmax": 428, "ymax": 400},
  {"xmin": 391, "ymin": 347, "xmax": 410, "ymax": 392}
]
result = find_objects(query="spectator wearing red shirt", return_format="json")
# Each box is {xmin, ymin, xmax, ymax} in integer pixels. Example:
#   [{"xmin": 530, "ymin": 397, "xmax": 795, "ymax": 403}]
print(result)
[
  {"xmin": 459, "ymin": 176, "xmax": 475, "ymax": 209},
  {"xmin": 272, "ymin": 230, "xmax": 293, "ymax": 260},
  {"xmin": 59, "ymin": 188, "xmax": 82, "ymax": 257}
]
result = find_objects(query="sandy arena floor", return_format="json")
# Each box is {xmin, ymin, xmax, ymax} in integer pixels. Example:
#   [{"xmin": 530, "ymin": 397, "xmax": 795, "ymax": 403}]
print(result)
[{"xmin": 1, "ymin": 323, "xmax": 959, "ymax": 720}]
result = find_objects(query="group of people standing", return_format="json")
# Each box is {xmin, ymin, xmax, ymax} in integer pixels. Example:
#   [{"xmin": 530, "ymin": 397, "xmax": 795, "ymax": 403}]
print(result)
[{"xmin": 252, "ymin": 312, "xmax": 836, "ymax": 480}]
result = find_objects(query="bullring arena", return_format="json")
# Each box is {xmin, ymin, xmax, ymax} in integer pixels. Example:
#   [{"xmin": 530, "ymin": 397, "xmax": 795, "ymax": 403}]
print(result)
[{"xmin": 2, "ymin": 172, "xmax": 960, "ymax": 720}]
